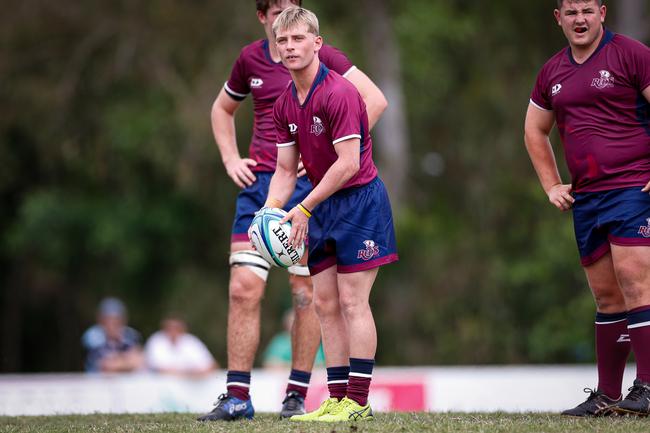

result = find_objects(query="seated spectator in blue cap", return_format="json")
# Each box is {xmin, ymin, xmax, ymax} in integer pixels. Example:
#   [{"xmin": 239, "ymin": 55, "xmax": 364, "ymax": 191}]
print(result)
[{"xmin": 81, "ymin": 297, "xmax": 144, "ymax": 373}]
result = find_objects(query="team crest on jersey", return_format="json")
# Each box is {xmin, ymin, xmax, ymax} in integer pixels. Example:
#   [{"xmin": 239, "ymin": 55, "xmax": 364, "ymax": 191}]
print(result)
[
  {"xmin": 591, "ymin": 70, "xmax": 614, "ymax": 89},
  {"xmin": 289, "ymin": 123, "xmax": 298, "ymax": 134},
  {"xmin": 639, "ymin": 218, "xmax": 650, "ymax": 238},
  {"xmin": 250, "ymin": 78, "xmax": 263, "ymax": 88},
  {"xmin": 357, "ymin": 240, "xmax": 379, "ymax": 261},
  {"xmin": 551, "ymin": 83, "xmax": 562, "ymax": 96},
  {"xmin": 310, "ymin": 116, "xmax": 325, "ymax": 136}
]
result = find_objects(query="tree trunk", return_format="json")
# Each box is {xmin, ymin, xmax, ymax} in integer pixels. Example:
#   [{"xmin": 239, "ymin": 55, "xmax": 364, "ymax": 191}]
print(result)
[{"xmin": 360, "ymin": 0, "xmax": 409, "ymax": 210}]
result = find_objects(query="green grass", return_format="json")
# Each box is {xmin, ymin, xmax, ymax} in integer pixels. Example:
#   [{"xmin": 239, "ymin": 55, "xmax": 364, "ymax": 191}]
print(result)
[{"xmin": 0, "ymin": 413, "xmax": 647, "ymax": 433}]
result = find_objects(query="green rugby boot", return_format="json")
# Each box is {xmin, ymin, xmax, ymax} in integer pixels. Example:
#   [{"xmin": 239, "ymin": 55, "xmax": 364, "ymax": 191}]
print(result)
[{"xmin": 317, "ymin": 397, "xmax": 374, "ymax": 422}]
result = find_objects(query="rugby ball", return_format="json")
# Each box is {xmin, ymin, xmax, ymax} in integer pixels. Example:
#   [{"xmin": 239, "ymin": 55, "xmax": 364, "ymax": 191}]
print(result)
[{"xmin": 248, "ymin": 208, "xmax": 305, "ymax": 268}]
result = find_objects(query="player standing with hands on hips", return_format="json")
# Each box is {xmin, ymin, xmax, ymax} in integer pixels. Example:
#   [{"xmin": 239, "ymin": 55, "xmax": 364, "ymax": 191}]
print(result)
[
  {"xmin": 197, "ymin": 0, "xmax": 387, "ymax": 422},
  {"xmin": 524, "ymin": 0, "xmax": 650, "ymax": 417},
  {"xmin": 262, "ymin": 7, "xmax": 398, "ymax": 422}
]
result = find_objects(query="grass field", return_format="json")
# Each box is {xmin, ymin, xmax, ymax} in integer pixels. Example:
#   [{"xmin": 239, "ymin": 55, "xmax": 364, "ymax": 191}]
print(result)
[{"xmin": 0, "ymin": 412, "xmax": 648, "ymax": 433}]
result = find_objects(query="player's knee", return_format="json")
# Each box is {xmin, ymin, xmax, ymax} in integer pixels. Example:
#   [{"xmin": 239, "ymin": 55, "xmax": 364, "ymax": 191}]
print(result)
[
  {"xmin": 614, "ymin": 265, "xmax": 648, "ymax": 304},
  {"xmin": 592, "ymin": 285, "xmax": 625, "ymax": 311},
  {"xmin": 291, "ymin": 285, "xmax": 314, "ymax": 312},
  {"xmin": 229, "ymin": 276, "xmax": 264, "ymax": 307},
  {"xmin": 313, "ymin": 292, "xmax": 338, "ymax": 317},
  {"xmin": 338, "ymin": 293, "xmax": 370, "ymax": 318}
]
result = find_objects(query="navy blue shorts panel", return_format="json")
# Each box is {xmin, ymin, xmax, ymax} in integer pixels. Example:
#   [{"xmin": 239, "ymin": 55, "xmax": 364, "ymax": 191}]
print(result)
[
  {"xmin": 231, "ymin": 173, "xmax": 312, "ymax": 243},
  {"xmin": 573, "ymin": 187, "xmax": 650, "ymax": 266},
  {"xmin": 307, "ymin": 177, "xmax": 399, "ymax": 275}
]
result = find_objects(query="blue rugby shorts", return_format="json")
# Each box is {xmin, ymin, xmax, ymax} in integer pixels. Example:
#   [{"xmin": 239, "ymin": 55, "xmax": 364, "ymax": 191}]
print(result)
[
  {"xmin": 308, "ymin": 177, "xmax": 399, "ymax": 275},
  {"xmin": 573, "ymin": 186, "xmax": 650, "ymax": 266}
]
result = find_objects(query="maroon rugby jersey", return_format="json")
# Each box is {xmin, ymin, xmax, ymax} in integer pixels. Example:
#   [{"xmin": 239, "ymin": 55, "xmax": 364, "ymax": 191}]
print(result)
[
  {"xmin": 224, "ymin": 39, "xmax": 354, "ymax": 173},
  {"xmin": 273, "ymin": 63, "xmax": 377, "ymax": 189},
  {"xmin": 530, "ymin": 29, "xmax": 650, "ymax": 192}
]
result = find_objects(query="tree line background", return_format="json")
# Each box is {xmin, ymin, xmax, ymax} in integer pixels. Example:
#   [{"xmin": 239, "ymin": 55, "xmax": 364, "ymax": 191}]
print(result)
[{"xmin": 1, "ymin": 0, "xmax": 648, "ymax": 372}]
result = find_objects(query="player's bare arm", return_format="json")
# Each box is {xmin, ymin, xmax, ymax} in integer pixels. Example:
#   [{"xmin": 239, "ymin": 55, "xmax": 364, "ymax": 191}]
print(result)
[
  {"xmin": 211, "ymin": 88, "xmax": 258, "ymax": 188},
  {"xmin": 524, "ymin": 103, "xmax": 575, "ymax": 211},
  {"xmin": 282, "ymin": 138, "xmax": 361, "ymax": 247},
  {"xmin": 642, "ymin": 85, "xmax": 650, "ymax": 194},
  {"xmin": 345, "ymin": 68, "xmax": 388, "ymax": 130}
]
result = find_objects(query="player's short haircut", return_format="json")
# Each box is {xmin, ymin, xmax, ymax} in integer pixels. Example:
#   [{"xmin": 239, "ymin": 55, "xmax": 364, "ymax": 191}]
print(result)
[
  {"xmin": 256, "ymin": 0, "xmax": 302, "ymax": 14},
  {"xmin": 556, "ymin": 0, "xmax": 603, "ymax": 9},
  {"xmin": 272, "ymin": 6, "xmax": 319, "ymax": 38}
]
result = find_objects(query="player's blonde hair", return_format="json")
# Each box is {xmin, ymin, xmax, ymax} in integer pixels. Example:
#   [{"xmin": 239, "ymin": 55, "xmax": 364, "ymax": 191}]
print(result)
[{"xmin": 272, "ymin": 6, "xmax": 319, "ymax": 38}]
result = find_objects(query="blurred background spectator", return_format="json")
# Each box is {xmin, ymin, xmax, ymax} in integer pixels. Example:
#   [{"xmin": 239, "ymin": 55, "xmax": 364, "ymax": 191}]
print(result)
[
  {"xmin": 263, "ymin": 310, "xmax": 325, "ymax": 370},
  {"xmin": 81, "ymin": 297, "xmax": 144, "ymax": 373},
  {"xmin": 144, "ymin": 314, "xmax": 218, "ymax": 377}
]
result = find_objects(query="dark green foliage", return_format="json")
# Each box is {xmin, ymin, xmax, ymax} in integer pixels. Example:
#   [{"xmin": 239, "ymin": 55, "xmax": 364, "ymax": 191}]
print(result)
[{"xmin": 0, "ymin": 0, "xmax": 646, "ymax": 371}]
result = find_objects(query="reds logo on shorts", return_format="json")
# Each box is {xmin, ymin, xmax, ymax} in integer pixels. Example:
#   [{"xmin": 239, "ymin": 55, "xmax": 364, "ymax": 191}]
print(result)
[
  {"xmin": 357, "ymin": 240, "xmax": 379, "ymax": 261},
  {"xmin": 639, "ymin": 218, "xmax": 650, "ymax": 238}
]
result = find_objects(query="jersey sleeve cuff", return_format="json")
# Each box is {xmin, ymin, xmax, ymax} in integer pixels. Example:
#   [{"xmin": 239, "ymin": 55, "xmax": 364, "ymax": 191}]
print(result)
[
  {"xmin": 277, "ymin": 141, "xmax": 296, "ymax": 148},
  {"xmin": 332, "ymin": 134, "xmax": 361, "ymax": 145},
  {"xmin": 529, "ymin": 98, "xmax": 552, "ymax": 112},
  {"xmin": 342, "ymin": 65, "xmax": 358, "ymax": 78},
  {"xmin": 224, "ymin": 82, "xmax": 248, "ymax": 101}
]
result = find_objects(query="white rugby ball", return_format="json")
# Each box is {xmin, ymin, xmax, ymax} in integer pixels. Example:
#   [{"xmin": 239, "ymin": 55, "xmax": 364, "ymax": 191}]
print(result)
[{"xmin": 248, "ymin": 208, "xmax": 305, "ymax": 268}]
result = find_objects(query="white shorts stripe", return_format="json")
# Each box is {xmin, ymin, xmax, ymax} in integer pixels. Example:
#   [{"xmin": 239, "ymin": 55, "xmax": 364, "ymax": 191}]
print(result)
[
  {"xmin": 277, "ymin": 141, "xmax": 296, "ymax": 148},
  {"xmin": 326, "ymin": 379, "xmax": 349, "ymax": 384},
  {"xmin": 332, "ymin": 134, "xmax": 361, "ymax": 145},
  {"xmin": 529, "ymin": 99, "xmax": 552, "ymax": 112},
  {"xmin": 342, "ymin": 65, "xmax": 358, "ymax": 78},
  {"xmin": 288, "ymin": 379, "xmax": 309, "ymax": 387},
  {"xmin": 226, "ymin": 381, "xmax": 251, "ymax": 388},
  {"xmin": 628, "ymin": 320, "xmax": 650, "ymax": 329},
  {"xmin": 595, "ymin": 318, "xmax": 628, "ymax": 325},
  {"xmin": 349, "ymin": 372, "xmax": 373, "ymax": 378},
  {"xmin": 224, "ymin": 82, "xmax": 248, "ymax": 99}
]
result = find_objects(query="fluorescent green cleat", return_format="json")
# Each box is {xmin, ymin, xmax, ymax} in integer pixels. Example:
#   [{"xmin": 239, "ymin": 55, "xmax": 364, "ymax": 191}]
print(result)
[
  {"xmin": 289, "ymin": 398, "xmax": 340, "ymax": 422},
  {"xmin": 317, "ymin": 397, "xmax": 374, "ymax": 422}
]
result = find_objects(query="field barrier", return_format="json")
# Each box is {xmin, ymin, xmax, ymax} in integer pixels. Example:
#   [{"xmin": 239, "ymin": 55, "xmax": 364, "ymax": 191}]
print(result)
[{"xmin": 0, "ymin": 365, "xmax": 637, "ymax": 415}]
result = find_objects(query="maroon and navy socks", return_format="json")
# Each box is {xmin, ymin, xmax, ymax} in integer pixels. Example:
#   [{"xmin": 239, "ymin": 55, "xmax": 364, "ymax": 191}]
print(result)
[
  {"xmin": 327, "ymin": 365, "xmax": 350, "ymax": 400},
  {"xmin": 347, "ymin": 358, "xmax": 375, "ymax": 406},
  {"xmin": 595, "ymin": 306, "xmax": 650, "ymax": 399},
  {"xmin": 227, "ymin": 369, "xmax": 314, "ymax": 401},
  {"xmin": 226, "ymin": 371, "xmax": 251, "ymax": 401},
  {"xmin": 595, "ymin": 311, "xmax": 630, "ymax": 399},
  {"xmin": 628, "ymin": 306, "xmax": 650, "ymax": 384},
  {"xmin": 285, "ymin": 369, "xmax": 311, "ymax": 399}
]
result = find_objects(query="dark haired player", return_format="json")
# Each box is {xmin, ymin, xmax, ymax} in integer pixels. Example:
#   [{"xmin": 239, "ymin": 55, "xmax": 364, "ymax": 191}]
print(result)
[{"xmin": 525, "ymin": 0, "xmax": 650, "ymax": 417}]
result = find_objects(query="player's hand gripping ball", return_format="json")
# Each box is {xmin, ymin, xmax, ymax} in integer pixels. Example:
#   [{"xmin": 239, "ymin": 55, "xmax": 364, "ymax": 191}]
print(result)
[{"xmin": 248, "ymin": 208, "xmax": 305, "ymax": 268}]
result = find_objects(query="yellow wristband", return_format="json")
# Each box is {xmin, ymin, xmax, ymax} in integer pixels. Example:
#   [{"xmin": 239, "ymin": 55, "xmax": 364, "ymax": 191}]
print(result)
[
  {"xmin": 297, "ymin": 203, "xmax": 312, "ymax": 218},
  {"xmin": 265, "ymin": 198, "xmax": 282, "ymax": 209}
]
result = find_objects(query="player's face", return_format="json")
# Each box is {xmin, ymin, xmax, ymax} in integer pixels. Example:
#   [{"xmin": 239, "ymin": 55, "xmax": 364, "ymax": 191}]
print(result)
[
  {"xmin": 554, "ymin": 0, "xmax": 606, "ymax": 50},
  {"xmin": 275, "ymin": 24, "xmax": 322, "ymax": 71}
]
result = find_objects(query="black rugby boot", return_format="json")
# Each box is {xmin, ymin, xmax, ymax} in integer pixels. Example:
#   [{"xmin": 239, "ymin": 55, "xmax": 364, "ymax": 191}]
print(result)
[
  {"xmin": 280, "ymin": 391, "xmax": 305, "ymax": 418},
  {"xmin": 612, "ymin": 379, "xmax": 650, "ymax": 417},
  {"xmin": 561, "ymin": 388, "xmax": 620, "ymax": 417}
]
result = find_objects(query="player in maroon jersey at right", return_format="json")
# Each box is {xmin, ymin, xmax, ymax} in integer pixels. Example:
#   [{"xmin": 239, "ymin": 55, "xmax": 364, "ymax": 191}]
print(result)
[
  {"xmin": 197, "ymin": 0, "xmax": 387, "ymax": 422},
  {"xmin": 524, "ymin": 0, "xmax": 650, "ymax": 417}
]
